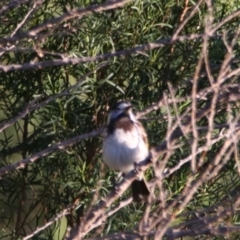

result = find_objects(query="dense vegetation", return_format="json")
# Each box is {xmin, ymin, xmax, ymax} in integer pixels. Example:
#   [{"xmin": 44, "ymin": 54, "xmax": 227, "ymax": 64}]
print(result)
[{"xmin": 0, "ymin": 0, "xmax": 240, "ymax": 239}]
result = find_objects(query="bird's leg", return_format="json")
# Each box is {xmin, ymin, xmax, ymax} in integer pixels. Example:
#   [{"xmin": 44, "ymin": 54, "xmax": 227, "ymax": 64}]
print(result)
[
  {"xmin": 133, "ymin": 153, "xmax": 152, "ymax": 173},
  {"xmin": 133, "ymin": 162, "xmax": 144, "ymax": 181},
  {"xmin": 110, "ymin": 171, "xmax": 122, "ymax": 185},
  {"xmin": 111, "ymin": 172, "xmax": 123, "ymax": 193},
  {"xmin": 116, "ymin": 172, "xmax": 123, "ymax": 181},
  {"xmin": 146, "ymin": 152, "xmax": 152, "ymax": 163},
  {"xmin": 133, "ymin": 162, "xmax": 140, "ymax": 173}
]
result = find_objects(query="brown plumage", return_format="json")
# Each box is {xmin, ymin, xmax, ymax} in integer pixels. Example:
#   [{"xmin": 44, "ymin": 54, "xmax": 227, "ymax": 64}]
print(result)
[{"xmin": 103, "ymin": 101, "xmax": 150, "ymax": 202}]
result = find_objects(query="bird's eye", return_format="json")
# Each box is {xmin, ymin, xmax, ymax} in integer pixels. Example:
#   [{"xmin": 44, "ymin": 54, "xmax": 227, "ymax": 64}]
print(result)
[{"xmin": 132, "ymin": 108, "xmax": 137, "ymax": 115}]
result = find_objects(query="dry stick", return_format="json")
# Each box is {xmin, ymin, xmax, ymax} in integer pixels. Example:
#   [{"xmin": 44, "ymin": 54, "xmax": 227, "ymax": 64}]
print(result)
[
  {"xmin": 1, "ymin": 82, "xmax": 238, "ymax": 237},
  {"xmin": 157, "ymin": 84, "xmax": 240, "ymax": 177},
  {"xmin": 232, "ymin": 125, "xmax": 240, "ymax": 175},
  {"xmin": 1, "ymin": 3, "xmax": 240, "ymax": 72},
  {"xmin": 178, "ymin": 182, "xmax": 240, "ymax": 224},
  {"xmin": 171, "ymin": 226, "xmax": 240, "ymax": 239},
  {"xmin": 225, "ymin": 66, "xmax": 240, "ymax": 79},
  {"xmin": 105, "ymin": 198, "xmax": 132, "ymax": 219},
  {"xmin": 140, "ymin": 203, "xmax": 152, "ymax": 234},
  {"xmin": 89, "ymin": 198, "xmax": 132, "ymax": 233},
  {"xmin": 190, "ymin": 2, "xmax": 213, "ymax": 172},
  {"xmin": 83, "ymin": 225, "xmax": 240, "ymax": 240},
  {"xmin": 56, "ymin": 40, "xmax": 240, "ymax": 240},
  {"xmin": 199, "ymin": 27, "xmax": 240, "ymax": 169},
  {"xmin": 0, "ymin": 127, "xmax": 104, "ymax": 177},
  {"xmin": 3, "ymin": 81, "xmax": 237, "ymax": 180},
  {"xmin": 71, "ymin": 164, "xmax": 114, "ymax": 240},
  {"xmin": 171, "ymin": 0, "xmax": 203, "ymax": 40},
  {"xmin": 0, "ymin": 46, "xmax": 70, "ymax": 57},
  {"xmin": 140, "ymin": 83, "xmax": 239, "ymax": 122},
  {"xmin": 213, "ymin": 108, "xmax": 240, "ymax": 176},
  {"xmin": 153, "ymin": 83, "xmax": 198, "ymax": 154},
  {"xmin": 1, "ymin": 2, "xmax": 240, "ymax": 239},
  {"xmin": 203, "ymin": 0, "xmax": 214, "ymax": 85},
  {"xmin": 184, "ymin": 196, "xmax": 240, "ymax": 234},
  {"xmin": 225, "ymin": 58, "xmax": 240, "ymax": 174},
  {"xmin": 179, "ymin": 0, "xmax": 190, "ymax": 23},
  {"xmin": 211, "ymin": 9, "xmax": 240, "ymax": 34},
  {"xmin": 85, "ymin": 231, "xmax": 154, "ymax": 240},
  {"xmin": 69, "ymin": 88, "xmax": 240, "ymax": 239},
  {"xmin": 218, "ymin": 27, "xmax": 240, "ymax": 85},
  {"xmin": 10, "ymin": 3, "xmax": 38, "ymax": 37},
  {"xmin": 198, "ymin": 39, "xmax": 216, "ymax": 169},
  {"xmin": 152, "ymin": 138, "xmax": 236, "ymax": 239},
  {"xmin": 155, "ymin": 118, "xmax": 240, "ymax": 238},
  {"xmin": 182, "ymin": 139, "xmax": 235, "ymax": 211},
  {"xmin": 169, "ymin": 0, "xmax": 190, "ymax": 56},
  {"xmin": 190, "ymin": 48, "xmax": 204, "ymax": 172},
  {"xmin": 0, "ymin": 0, "xmax": 32, "ymax": 15},
  {"xmin": 167, "ymin": 83, "xmax": 189, "ymax": 142},
  {"xmin": 67, "ymin": 168, "xmax": 148, "ymax": 239},
  {"xmin": 0, "ymin": 96, "xmax": 42, "ymax": 134},
  {"xmin": 0, "ymin": 0, "xmax": 132, "ymax": 47},
  {"xmin": 23, "ymin": 208, "xmax": 70, "ymax": 240},
  {"xmin": 69, "ymin": 96, "xmax": 176, "ymax": 239},
  {"xmin": 155, "ymin": 88, "xmax": 194, "ymax": 224},
  {"xmin": 0, "ymin": 33, "xmax": 213, "ymax": 72},
  {"xmin": 190, "ymin": 83, "xmax": 201, "ymax": 171},
  {"xmin": 150, "ymin": 89, "xmax": 240, "ymax": 238},
  {"xmin": 164, "ymin": 134, "xmax": 227, "ymax": 178},
  {"xmin": 85, "ymin": 189, "xmax": 240, "ymax": 240},
  {"xmin": 0, "ymin": 34, "xmax": 203, "ymax": 57},
  {"xmin": 19, "ymin": 86, "xmax": 240, "ymax": 239},
  {"xmin": 0, "ymin": 2, "xmax": 40, "ymax": 57},
  {"xmin": 155, "ymin": 93, "xmax": 175, "ymax": 219},
  {"xmin": 0, "ymin": 62, "xmax": 108, "ymax": 133},
  {"xmin": 200, "ymin": 9, "xmax": 216, "ymax": 169}
]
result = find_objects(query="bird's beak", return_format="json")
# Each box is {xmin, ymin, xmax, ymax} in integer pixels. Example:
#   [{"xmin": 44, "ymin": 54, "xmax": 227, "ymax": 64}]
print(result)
[{"xmin": 125, "ymin": 106, "xmax": 132, "ymax": 114}]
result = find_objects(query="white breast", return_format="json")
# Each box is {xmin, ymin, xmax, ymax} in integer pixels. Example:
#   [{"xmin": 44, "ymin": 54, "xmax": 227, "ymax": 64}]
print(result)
[{"xmin": 103, "ymin": 126, "xmax": 149, "ymax": 174}]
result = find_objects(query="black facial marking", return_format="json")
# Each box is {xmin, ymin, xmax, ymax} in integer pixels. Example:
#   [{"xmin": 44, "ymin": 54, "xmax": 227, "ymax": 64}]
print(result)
[
  {"xmin": 113, "ymin": 101, "xmax": 131, "ymax": 110},
  {"xmin": 107, "ymin": 113, "xmax": 134, "ymax": 134}
]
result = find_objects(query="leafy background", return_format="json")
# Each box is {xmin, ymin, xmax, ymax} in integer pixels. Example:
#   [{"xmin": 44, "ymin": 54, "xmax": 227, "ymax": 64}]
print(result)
[{"xmin": 0, "ymin": 0, "xmax": 240, "ymax": 239}]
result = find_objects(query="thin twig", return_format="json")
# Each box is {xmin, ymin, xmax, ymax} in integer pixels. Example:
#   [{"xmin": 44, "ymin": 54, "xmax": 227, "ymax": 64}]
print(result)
[
  {"xmin": 23, "ymin": 208, "xmax": 70, "ymax": 240},
  {"xmin": 0, "ymin": 0, "xmax": 132, "ymax": 47},
  {"xmin": 0, "ymin": 62, "xmax": 108, "ymax": 133},
  {"xmin": 0, "ymin": 33, "xmax": 216, "ymax": 72}
]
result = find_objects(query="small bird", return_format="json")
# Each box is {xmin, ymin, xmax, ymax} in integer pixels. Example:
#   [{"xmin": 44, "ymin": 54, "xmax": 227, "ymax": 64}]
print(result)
[{"xmin": 102, "ymin": 101, "xmax": 150, "ymax": 202}]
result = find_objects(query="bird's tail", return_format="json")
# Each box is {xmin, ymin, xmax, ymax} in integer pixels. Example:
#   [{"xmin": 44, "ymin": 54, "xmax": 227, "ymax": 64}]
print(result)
[{"xmin": 131, "ymin": 179, "xmax": 150, "ymax": 202}]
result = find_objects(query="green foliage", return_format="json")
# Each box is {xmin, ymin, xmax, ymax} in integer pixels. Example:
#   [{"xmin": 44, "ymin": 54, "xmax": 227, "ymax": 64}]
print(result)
[{"xmin": 0, "ymin": 0, "xmax": 240, "ymax": 239}]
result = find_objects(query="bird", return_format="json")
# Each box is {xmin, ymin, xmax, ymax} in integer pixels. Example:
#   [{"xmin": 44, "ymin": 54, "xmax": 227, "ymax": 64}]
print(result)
[{"xmin": 102, "ymin": 101, "xmax": 150, "ymax": 202}]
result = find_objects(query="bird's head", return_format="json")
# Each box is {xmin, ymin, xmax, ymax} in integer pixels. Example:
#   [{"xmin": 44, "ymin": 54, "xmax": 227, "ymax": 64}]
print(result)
[{"xmin": 108, "ymin": 101, "xmax": 136, "ymax": 123}]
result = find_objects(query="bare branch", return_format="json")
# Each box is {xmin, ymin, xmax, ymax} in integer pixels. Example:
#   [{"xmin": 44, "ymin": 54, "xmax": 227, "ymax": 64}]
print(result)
[
  {"xmin": 0, "ymin": 127, "xmax": 104, "ymax": 177},
  {"xmin": 10, "ymin": 2, "xmax": 38, "ymax": 37},
  {"xmin": 0, "ymin": 0, "xmax": 132, "ymax": 48},
  {"xmin": 0, "ymin": 33, "xmax": 214, "ymax": 72},
  {"xmin": 0, "ymin": 62, "xmax": 108, "ymax": 133},
  {"xmin": 23, "ymin": 208, "xmax": 70, "ymax": 240},
  {"xmin": 0, "ymin": 0, "xmax": 32, "ymax": 15}
]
